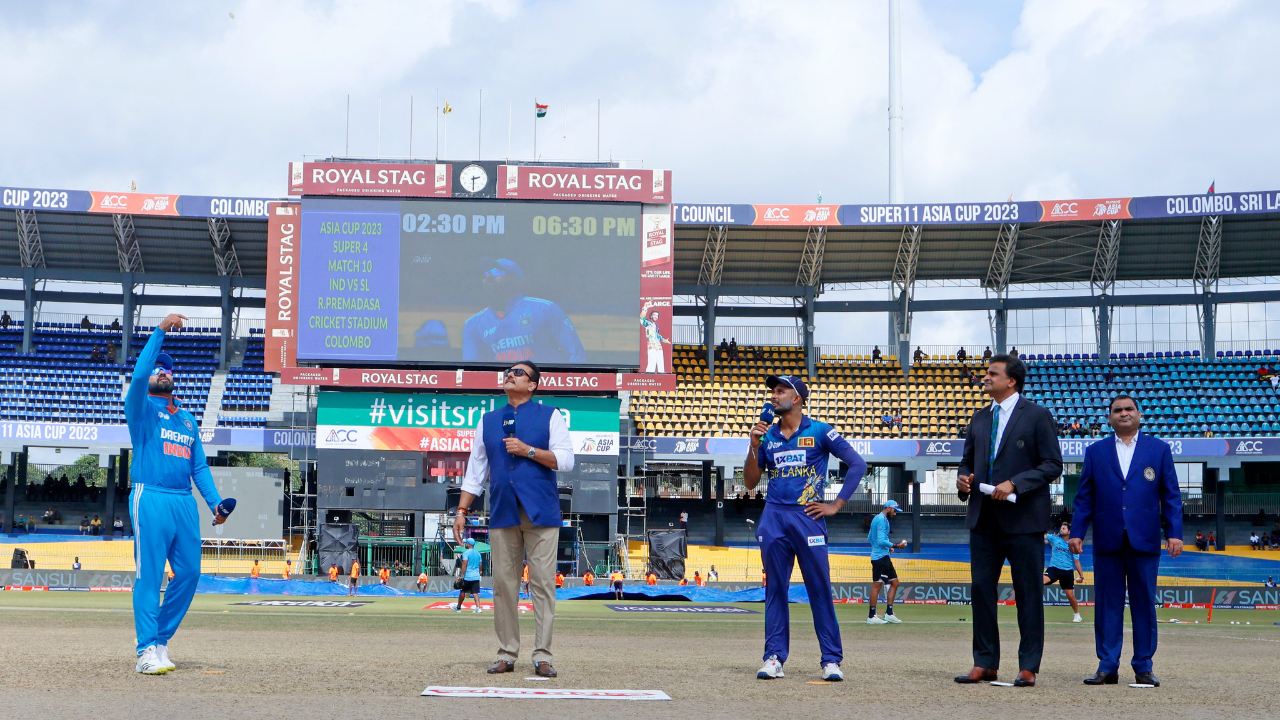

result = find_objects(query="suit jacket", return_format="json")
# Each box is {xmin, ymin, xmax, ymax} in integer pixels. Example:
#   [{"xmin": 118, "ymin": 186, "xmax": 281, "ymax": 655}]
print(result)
[
  {"xmin": 958, "ymin": 396, "xmax": 1063, "ymax": 535},
  {"xmin": 1070, "ymin": 433, "xmax": 1183, "ymax": 555}
]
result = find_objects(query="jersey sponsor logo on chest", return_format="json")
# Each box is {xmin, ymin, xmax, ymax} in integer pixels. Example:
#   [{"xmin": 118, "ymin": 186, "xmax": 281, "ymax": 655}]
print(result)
[{"xmin": 773, "ymin": 449, "xmax": 807, "ymax": 468}]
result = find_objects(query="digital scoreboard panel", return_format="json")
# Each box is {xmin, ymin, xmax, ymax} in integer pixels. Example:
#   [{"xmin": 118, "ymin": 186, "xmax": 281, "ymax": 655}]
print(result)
[{"xmin": 297, "ymin": 197, "xmax": 642, "ymax": 367}]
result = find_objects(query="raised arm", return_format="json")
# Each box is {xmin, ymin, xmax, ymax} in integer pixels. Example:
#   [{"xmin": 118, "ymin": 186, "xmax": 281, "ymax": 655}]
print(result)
[{"xmin": 125, "ymin": 314, "xmax": 186, "ymax": 427}]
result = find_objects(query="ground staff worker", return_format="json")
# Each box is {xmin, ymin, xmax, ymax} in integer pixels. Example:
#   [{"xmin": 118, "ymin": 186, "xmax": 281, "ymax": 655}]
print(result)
[
  {"xmin": 127, "ymin": 314, "xmax": 232, "ymax": 675},
  {"xmin": 1071, "ymin": 394, "xmax": 1183, "ymax": 687},
  {"xmin": 456, "ymin": 361, "xmax": 574, "ymax": 678}
]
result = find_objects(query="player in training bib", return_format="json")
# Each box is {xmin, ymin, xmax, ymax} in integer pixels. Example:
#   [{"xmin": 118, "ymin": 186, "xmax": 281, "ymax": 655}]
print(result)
[
  {"xmin": 744, "ymin": 375, "xmax": 868, "ymax": 682},
  {"xmin": 127, "ymin": 314, "xmax": 233, "ymax": 674},
  {"xmin": 462, "ymin": 258, "xmax": 586, "ymax": 363}
]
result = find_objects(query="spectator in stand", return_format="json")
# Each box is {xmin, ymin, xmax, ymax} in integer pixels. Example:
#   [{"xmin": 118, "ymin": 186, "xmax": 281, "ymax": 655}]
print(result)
[
  {"xmin": 1194, "ymin": 531, "xmax": 1207, "ymax": 551},
  {"xmin": 90, "ymin": 346, "xmax": 103, "ymax": 363},
  {"xmin": 1271, "ymin": 374, "xmax": 1280, "ymax": 391},
  {"xmin": 91, "ymin": 515, "xmax": 102, "ymax": 535},
  {"xmin": 418, "ymin": 571, "xmax": 429, "ymax": 592},
  {"xmin": 679, "ymin": 510, "xmax": 689, "ymax": 533},
  {"xmin": 43, "ymin": 507, "xmax": 53, "ymax": 524},
  {"xmin": 1010, "ymin": 347, "xmax": 1019, "ymax": 358},
  {"xmin": 110, "ymin": 318, "xmax": 120, "ymax": 332},
  {"xmin": 250, "ymin": 560, "xmax": 261, "ymax": 578},
  {"xmin": 872, "ymin": 346, "xmax": 881, "ymax": 362},
  {"xmin": 982, "ymin": 347, "xmax": 992, "ymax": 362},
  {"xmin": 733, "ymin": 492, "xmax": 746, "ymax": 514},
  {"xmin": 718, "ymin": 339, "xmax": 729, "ymax": 359},
  {"xmin": 611, "ymin": 569, "xmax": 625, "ymax": 599},
  {"xmin": 1266, "ymin": 577, "xmax": 1277, "ymax": 588},
  {"xmin": 25, "ymin": 514, "xmax": 34, "ymax": 533},
  {"xmin": 555, "ymin": 571, "xmax": 565, "ymax": 588},
  {"xmin": 957, "ymin": 347, "xmax": 968, "ymax": 362},
  {"xmin": 0, "ymin": 310, "xmax": 10, "ymax": 329},
  {"xmin": 1250, "ymin": 531, "xmax": 1261, "ymax": 550},
  {"xmin": 729, "ymin": 339, "xmax": 739, "ymax": 361},
  {"xmin": 113, "ymin": 516, "xmax": 124, "ymax": 535},
  {"xmin": 15, "ymin": 513, "xmax": 23, "ymax": 533},
  {"xmin": 582, "ymin": 570, "xmax": 594, "ymax": 586},
  {"xmin": 1103, "ymin": 369, "xmax": 1117, "ymax": 384},
  {"xmin": 708, "ymin": 566, "xmax": 719, "ymax": 582},
  {"xmin": 79, "ymin": 516, "xmax": 90, "ymax": 535},
  {"xmin": 80, "ymin": 315, "xmax": 91, "ymax": 330},
  {"xmin": 913, "ymin": 347, "xmax": 925, "ymax": 364},
  {"xmin": 1257, "ymin": 365, "xmax": 1273, "ymax": 380}
]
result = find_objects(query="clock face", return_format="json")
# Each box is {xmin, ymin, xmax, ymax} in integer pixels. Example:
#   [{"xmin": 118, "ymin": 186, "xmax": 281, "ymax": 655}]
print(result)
[{"xmin": 460, "ymin": 164, "xmax": 488, "ymax": 193}]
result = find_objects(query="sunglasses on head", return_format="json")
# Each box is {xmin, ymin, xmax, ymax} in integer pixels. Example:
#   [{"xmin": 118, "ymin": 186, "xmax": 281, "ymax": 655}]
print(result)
[{"xmin": 504, "ymin": 367, "xmax": 530, "ymax": 378}]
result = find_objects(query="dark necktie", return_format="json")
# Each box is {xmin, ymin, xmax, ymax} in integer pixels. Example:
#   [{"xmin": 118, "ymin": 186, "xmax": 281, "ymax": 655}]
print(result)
[{"xmin": 988, "ymin": 404, "xmax": 1001, "ymax": 474}]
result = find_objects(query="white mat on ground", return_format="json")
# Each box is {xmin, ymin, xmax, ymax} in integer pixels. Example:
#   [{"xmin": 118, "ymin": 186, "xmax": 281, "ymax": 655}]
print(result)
[{"xmin": 422, "ymin": 686, "xmax": 671, "ymax": 700}]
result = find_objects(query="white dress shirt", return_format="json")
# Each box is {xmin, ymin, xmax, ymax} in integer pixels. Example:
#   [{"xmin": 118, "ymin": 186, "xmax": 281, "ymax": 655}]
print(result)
[
  {"xmin": 991, "ymin": 391, "xmax": 1021, "ymax": 453},
  {"xmin": 460, "ymin": 404, "xmax": 575, "ymax": 496},
  {"xmin": 1115, "ymin": 432, "xmax": 1139, "ymax": 478}
]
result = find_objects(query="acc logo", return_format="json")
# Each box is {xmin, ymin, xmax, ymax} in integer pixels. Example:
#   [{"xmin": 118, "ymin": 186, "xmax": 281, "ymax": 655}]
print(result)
[
  {"xmin": 325, "ymin": 429, "xmax": 358, "ymax": 443},
  {"xmin": 797, "ymin": 436, "xmax": 814, "ymax": 447},
  {"xmin": 761, "ymin": 207, "xmax": 790, "ymax": 221},
  {"xmin": 1049, "ymin": 202, "xmax": 1078, "ymax": 217},
  {"xmin": 1236, "ymin": 440, "xmax": 1264, "ymax": 454},
  {"xmin": 925, "ymin": 441, "xmax": 952, "ymax": 454},
  {"xmin": 98, "ymin": 195, "xmax": 130, "ymax": 210}
]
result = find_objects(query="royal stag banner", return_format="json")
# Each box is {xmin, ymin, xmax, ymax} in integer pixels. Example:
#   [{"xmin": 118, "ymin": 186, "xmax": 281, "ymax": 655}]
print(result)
[
  {"xmin": 639, "ymin": 203, "xmax": 674, "ymax": 377},
  {"xmin": 264, "ymin": 202, "xmax": 301, "ymax": 372},
  {"xmin": 316, "ymin": 391, "xmax": 621, "ymax": 455}
]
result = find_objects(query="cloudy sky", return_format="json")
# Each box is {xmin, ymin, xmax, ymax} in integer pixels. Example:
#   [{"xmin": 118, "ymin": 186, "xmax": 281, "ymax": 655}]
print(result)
[{"xmin": 1, "ymin": 0, "xmax": 1276, "ymax": 345}]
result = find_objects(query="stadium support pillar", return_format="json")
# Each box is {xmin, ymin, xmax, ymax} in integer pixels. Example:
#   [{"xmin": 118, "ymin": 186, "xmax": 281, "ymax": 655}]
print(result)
[
  {"xmin": 714, "ymin": 466, "xmax": 725, "ymax": 547},
  {"xmin": 910, "ymin": 473, "xmax": 921, "ymax": 553},
  {"xmin": 103, "ymin": 456, "xmax": 117, "ymax": 536},
  {"xmin": 701, "ymin": 460, "xmax": 712, "ymax": 501},
  {"xmin": 802, "ymin": 287, "xmax": 816, "ymax": 378},
  {"xmin": 1096, "ymin": 297, "xmax": 1112, "ymax": 363},
  {"xmin": 119, "ymin": 273, "xmax": 136, "ymax": 364},
  {"xmin": 1214, "ymin": 468, "xmax": 1226, "ymax": 551},
  {"xmin": 2, "ymin": 454, "xmax": 14, "ymax": 533},
  {"xmin": 893, "ymin": 292, "xmax": 911, "ymax": 378},
  {"xmin": 993, "ymin": 308, "xmax": 1007, "ymax": 355},
  {"xmin": 21, "ymin": 269, "xmax": 34, "ymax": 354},
  {"xmin": 1202, "ymin": 292, "xmax": 1216, "ymax": 360},
  {"xmin": 219, "ymin": 275, "xmax": 233, "ymax": 370},
  {"xmin": 16, "ymin": 449, "xmax": 27, "ymax": 521},
  {"xmin": 703, "ymin": 288, "xmax": 718, "ymax": 380}
]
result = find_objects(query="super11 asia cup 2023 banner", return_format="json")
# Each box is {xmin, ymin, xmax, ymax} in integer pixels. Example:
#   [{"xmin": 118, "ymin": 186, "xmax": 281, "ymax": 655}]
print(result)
[{"xmin": 315, "ymin": 391, "xmax": 621, "ymax": 456}]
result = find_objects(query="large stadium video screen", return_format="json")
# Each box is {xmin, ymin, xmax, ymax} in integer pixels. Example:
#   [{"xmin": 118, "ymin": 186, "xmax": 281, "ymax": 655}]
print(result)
[{"xmin": 297, "ymin": 197, "xmax": 641, "ymax": 367}]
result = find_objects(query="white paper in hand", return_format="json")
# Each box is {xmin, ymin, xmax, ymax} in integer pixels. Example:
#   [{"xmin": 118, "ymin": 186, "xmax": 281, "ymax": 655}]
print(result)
[{"xmin": 978, "ymin": 483, "xmax": 1017, "ymax": 503}]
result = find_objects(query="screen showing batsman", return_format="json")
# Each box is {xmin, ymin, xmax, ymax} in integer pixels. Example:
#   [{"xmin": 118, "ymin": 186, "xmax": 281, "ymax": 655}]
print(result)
[
  {"xmin": 745, "ymin": 375, "xmax": 867, "ymax": 682},
  {"xmin": 127, "ymin": 313, "xmax": 234, "ymax": 675}
]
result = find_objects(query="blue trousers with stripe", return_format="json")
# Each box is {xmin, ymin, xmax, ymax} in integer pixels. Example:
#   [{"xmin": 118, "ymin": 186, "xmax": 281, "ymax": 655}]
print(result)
[
  {"xmin": 130, "ymin": 484, "xmax": 202, "ymax": 655},
  {"xmin": 759, "ymin": 503, "xmax": 842, "ymax": 666}
]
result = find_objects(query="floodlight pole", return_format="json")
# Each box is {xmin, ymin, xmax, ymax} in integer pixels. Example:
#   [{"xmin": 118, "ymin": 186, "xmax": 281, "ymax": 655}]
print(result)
[{"xmin": 887, "ymin": 0, "xmax": 904, "ymax": 204}]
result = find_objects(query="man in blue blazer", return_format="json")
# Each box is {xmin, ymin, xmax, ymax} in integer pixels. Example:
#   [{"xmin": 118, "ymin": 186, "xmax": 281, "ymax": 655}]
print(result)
[{"xmin": 1070, "ymin": 394, "xmax": 1183, "ymax": 687}]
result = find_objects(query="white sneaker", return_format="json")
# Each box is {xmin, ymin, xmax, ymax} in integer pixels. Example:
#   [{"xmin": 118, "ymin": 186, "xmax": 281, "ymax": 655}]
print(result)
[
  {"xmin": 156, "ymin": 644, "xmax": 176, "ymax": 672},
  {"xmin": 867, "ymin": 615, "xmax": 888, "ymax": 625},
  {"xmin": 473, "ymin": 607, "xmax": 482, "ymax": 614},
  {"xmin": 822, "ymin": 663, "xmax": 844, "ymax": 681},
  {"xmin": 885, "ymin": 613, "xmax": 902, "ymax": 624},
  {"xmin": 453, "ymin": 605, "xmax": 462, "ymax": 613},
  {"xmin": 1073, "ymin": 613, "xmax": 1083, "ymax": 623},
  {"xmin": 135, "ymin": 646, "xmax": 167, "ymax": 675},
  {"xmin": 757, "ymin": 655, "xmax": 785, "ymax": 679}
]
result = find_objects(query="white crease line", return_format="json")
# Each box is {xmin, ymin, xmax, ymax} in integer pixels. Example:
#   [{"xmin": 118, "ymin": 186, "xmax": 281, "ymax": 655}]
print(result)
[{"xmin": 1163, "ymin": 631, "xmax": 1280, "ymax": 643}]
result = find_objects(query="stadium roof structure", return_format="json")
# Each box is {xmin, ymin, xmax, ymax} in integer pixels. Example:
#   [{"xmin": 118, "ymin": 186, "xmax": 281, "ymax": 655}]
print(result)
[{"xmin": 3, "ymin": 177, "xmax": 1280, "ymax": 374}]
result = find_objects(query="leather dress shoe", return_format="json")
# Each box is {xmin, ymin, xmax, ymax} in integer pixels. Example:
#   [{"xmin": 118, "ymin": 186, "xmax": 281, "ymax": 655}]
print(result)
[
  {"xmin": 1083, "ymin": 671, "xmax": 1118, "ymax": 685},
  {"xmin": 954, "ymin": 667, "xmax": 997, "ymax": 683},
  {"xmin": 1134, "ymin": 671, "xmax": 1161, "ymax": 687},
  {"xmin": 487, "ymin": 660, "xmax": 515, "ymax": 674},
  {"xmin": 1013, "ymin": 670, "xmax": 1036, "ymax": 687},
  {"xmin": 534, "ymin": 661, "xmax": 558, "ymax": 678}
]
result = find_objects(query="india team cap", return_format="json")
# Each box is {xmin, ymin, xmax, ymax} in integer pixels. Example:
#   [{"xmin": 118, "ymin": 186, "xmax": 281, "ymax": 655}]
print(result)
[
  {"xmin": 464, "ymin": 537, "xmax": 476, "ymax": 546},
  {"xmin": 155, "ymin": 353, "xmax": 174, "ymax": 372},
  {"xmin": 765, "ymin": 374, "xmax": 809, "ymax": 401},
  {"xmin": 481, "ymin": 257, "xmax": 525, "ymax": 280},
  {"xmin": 884, "ymin": 499, "xmax": 902, "ymax": 510}
]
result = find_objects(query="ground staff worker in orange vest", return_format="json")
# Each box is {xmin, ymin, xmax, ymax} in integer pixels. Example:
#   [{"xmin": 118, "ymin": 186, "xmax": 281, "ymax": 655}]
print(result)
[
  {"xmin": 348, "ymin": 560, "xmax": 360, "ymax": 597},
  {"xmin": 583, "ymin": 570, "xmax": 594, "ymax": 586},
  {"xmin": 418, "ymin": 572, "xmax": 429, "ymax": 592},
  {"xmin": 282, "ymin": 560, "xmax": 291, "ymax": 580},
  {"xmin": 610, "ymin": 570, "xmax": 625, "ymax": 600},
  {"xmin": 250, "ymin": 560, "xmax": 261, "ymax": 578},
  {"xmin": 379, "ymin": 567, "xmax": 391, "ymax": 585},
  {"xmin": 646, "ymin": 572, "xmax": 657, "ymax": 585},
  {"xmin": 329, "ymin": 565, "xmax": 339, "ymax": 583},
  {"xmin": 555, "ymin": 572, "xmax": 565, "ymax": 588}
]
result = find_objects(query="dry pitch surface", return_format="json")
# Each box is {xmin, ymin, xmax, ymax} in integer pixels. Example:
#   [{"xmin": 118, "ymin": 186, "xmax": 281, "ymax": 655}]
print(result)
[{"xmin": 1, "ymin": 593, "xmax": 1277, "ymax": 720}]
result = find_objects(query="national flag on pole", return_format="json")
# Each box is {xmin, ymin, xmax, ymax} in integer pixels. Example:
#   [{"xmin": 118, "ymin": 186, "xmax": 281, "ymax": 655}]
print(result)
[
  {"xmin": 442, "ymin": 101, "xmax": 452, "ymax": 115},
  {"xmin": 1207, "ymin": 180, "xmax": 1215, "ymax": 194},
  {"xmin": 535, "ymin": 103, "xmax": 548, "ymax": 118}
]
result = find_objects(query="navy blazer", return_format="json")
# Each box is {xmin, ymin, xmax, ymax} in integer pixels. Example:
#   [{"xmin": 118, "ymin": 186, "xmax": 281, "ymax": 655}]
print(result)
[{"xmin": 1071, "ymin": 433, "xmax": 1184, "ymax": 555}]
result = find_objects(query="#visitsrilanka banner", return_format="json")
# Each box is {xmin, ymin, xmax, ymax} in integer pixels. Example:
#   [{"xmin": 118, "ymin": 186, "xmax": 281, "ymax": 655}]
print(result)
[{"xmin": 316, "ymin": 391, "xmax": 621, "ymax": 455}]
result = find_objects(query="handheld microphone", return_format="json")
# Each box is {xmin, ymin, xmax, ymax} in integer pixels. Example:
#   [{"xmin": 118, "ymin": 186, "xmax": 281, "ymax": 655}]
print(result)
[
  {"xmin": 759, "ymin": 402, "xmax": 775, "ymax": 425},
  {"xmin": 502, "ymin": 408, "xmax": 516, "ymax": 437},
  {"xmin": 213, "ymin": 498, "xmax": 236, "ymax": 526}
]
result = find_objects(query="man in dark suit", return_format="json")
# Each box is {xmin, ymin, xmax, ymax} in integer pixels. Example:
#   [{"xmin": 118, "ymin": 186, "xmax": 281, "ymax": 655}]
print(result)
[
  {"xmin": 1070, "ymin": 394, "xmax": 1183, "ymax": 687},
  {"xmin": 954, "ymin": 353, "xmax": 1062, "ymax": 687}
]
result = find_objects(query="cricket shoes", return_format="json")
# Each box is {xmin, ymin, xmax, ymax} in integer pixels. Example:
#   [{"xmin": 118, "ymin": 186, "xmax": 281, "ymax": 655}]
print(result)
[
  {"xmin": 757, "ymin": 655, "xmax": 785, "ymax": 679},
  {"xmin": 135, "ymin": 646, "xmax": 168, "ymax": 675},
  {"xmin": 454, "ymin": 605, "xmax": 462, "ymax": 613},
  {"xmin": 884, "ymin": 614, "xmax": 902, "ymax": 624},
  {"xmin": 822, "ymin": 664, "xmax": 844, "ymax": 681},
  {"xmin": 473, "ymin": 607, "xmax": 483, "ymax": 614},
  {"xmin": 867, "ymin": 615, "xmax": 889, "ymax": 625},
  {"xmin": 156, "ymin": 644, "xmax": 176, "ymax": 672},
  {"xmin": 1073, "ymin": 614, "xmax": 1083, "ymax": 623}
]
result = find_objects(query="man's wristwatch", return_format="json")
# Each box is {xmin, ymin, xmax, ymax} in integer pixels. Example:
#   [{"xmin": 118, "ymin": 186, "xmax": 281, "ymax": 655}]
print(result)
[{"xmin": 525, "ymin": 447, "xmax": 537, "ymax": 459}]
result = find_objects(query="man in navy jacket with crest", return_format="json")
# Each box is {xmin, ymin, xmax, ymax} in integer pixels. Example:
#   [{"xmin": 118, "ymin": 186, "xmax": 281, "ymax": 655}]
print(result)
[{"xmin": 1071, "ymin": 394, "xmax": 1183, "ymax": 687}]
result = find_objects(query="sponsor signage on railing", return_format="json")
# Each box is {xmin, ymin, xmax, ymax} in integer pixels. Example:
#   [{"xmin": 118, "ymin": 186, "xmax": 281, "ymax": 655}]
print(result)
[
  {"xmin": 623, "ymin": 435, "xmax": 1259, "ymax": 459},
  {"xmin": 0, "ymin": 186, "xmax": 278, "ymax": 218},
  {"xmin": 673, "ymin": 190, "xmax": 1280, "ymax": 227},
  {"xmin": 281, "ymin": 366, "xmax": 677, "ymax": 392}
]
